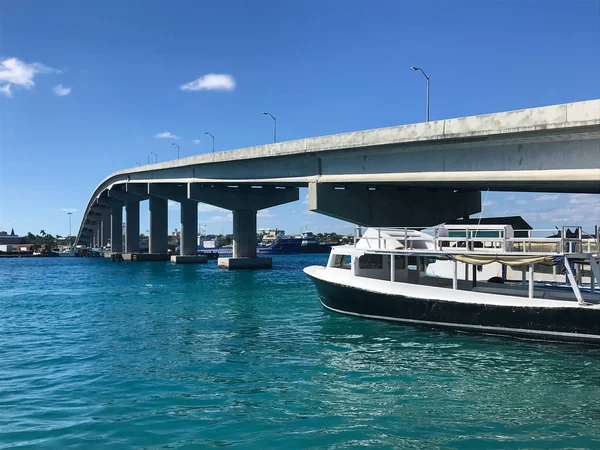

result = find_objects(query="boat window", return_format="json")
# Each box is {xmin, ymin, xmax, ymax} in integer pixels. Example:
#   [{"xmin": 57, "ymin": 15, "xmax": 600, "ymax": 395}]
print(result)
[
  {"xmin": 359, "ymin": 254, "xmax": 383, "ymax": 269},
  {"xmin": 332, "ymin": 254, "xmax": 352, "ymax": 269},
  {"xmin": 394, "ymin": 255, "xmax": 405, "ymax": 270}
]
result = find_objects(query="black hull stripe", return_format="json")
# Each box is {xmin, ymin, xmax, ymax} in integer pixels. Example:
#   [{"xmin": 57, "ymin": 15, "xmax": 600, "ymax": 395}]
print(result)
[
  {"xmin": 307, "ymin": 273, "xmax": 600, "ymax": 344},
  {"xmin": 319, "ymin": 299, "xmax": 600, "ymax": 343}
]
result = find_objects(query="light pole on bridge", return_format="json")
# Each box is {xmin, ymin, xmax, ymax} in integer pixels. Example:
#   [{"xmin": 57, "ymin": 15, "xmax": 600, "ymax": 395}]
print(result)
[
  {"xmin": 262, "ymin": 111, "xmax": 277, "ymax": 143},
  {"xmin": 204, "ymin": 132, "xmax": 215, "ymax": 153},
  {"xmin": 410, "ymin": 66, "xmax": 430, "ymax": 122},
  {"xmin": 172, "ymin": 142, "xmax": 180, "ymax": 159},
  {"xmin": 150, "ymin": 152, "xmax": 158, "ymax": 163},
  {"xmin": 67, "ymin": 212, "xmax": 73, "ymax": 245}
]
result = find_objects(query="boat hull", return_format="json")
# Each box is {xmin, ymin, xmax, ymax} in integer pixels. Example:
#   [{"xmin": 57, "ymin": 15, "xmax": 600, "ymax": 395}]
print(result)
[{"xmin": 306, "ymin": 272, "xmax": 600, "ymax": 344}]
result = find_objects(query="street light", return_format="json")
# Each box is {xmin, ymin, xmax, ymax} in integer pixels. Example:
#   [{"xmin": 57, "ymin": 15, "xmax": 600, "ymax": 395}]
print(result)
[
  {"xmin": 150, "ymin": 152, "xmax": 157, "ymax": 163},
  {"xmin": 204, "ymin": 132, "xmax": 215, "ymax": 153},
  {"xmin": 172, "ymin": 142, "xmax": 180, "ymax": 159},
  {"xmin": 67, "ymin": 212, "xmax": 73, "ymax": 245},
  {"xmin": 135, "ymin": 162, "xmax": 141, "ymax": 166},
  {"xmin": 410, "ymin": 66, "xmax": 430, "ymax": 122},
  {"xmin": 262, "ymin": 112, "xmax": 277, "ymax": 143}
]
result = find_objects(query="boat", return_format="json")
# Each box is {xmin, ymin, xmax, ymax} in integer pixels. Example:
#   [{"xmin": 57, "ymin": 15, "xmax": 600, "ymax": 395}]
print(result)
[
  {"xmin": 304, "ymin": 224, "xmax": 600, "ymax": 344},
  {"xmin": 257, "ymin": 232, "xmax": 332, "ymax": 255},
  {"xmin": 58, "ymin": 247, "xmax": 76, "ymax": 257}
]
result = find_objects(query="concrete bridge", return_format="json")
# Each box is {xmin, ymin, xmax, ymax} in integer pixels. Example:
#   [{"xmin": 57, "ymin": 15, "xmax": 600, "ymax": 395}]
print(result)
[{"xmin": 76, "ymin": 100, "xmax": 600, "ymax": 268}]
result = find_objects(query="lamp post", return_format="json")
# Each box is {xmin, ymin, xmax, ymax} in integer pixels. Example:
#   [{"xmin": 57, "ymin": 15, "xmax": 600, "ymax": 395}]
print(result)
[
  {"xmin": 410, "ymin": 66, "xmax": 430, "ymax": 122},
  {"xmin": 172, "ymin": 142, "xmax": 180, "ymax": 159},
  {"xmin": 135, "ymin": 162, "xmax": 140, "ymax": 166},
  {"xmin": 262, "ymin": 112, "xmax": 277, "ymax": 143},
  {"xmin": 204, "ymin": 132, "xmax": 215, "ymax": 153},
  {"xmin": 150, "ymin": 152, "xmax": 157, "ymax": 163},
  {"xmin": 67, "ymin": 212, "xmax": 73, "ymax": 245}
]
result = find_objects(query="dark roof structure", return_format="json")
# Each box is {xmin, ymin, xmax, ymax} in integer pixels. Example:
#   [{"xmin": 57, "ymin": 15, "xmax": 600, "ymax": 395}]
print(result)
[{"xmin": 445, "ymin": 216, "xmax": 533, "ymax": 230}]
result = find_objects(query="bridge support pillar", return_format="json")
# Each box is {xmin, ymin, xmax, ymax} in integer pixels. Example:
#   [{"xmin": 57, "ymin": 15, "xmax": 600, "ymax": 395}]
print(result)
[
  {"xmin": 233, "ymin": 210, "xmax": 257, "ymax": 258},
  {"xmin": 101, "ymin": 210, "xmax": 111, "ymax": 247},
  {"xmin": 217, "ymin": 209, "xmax": 272, "ymax": 269},
  {"xmin": 111, "ymin": 205, "xmax": 123, "ymax": 252},
  {"xmin": 180, "ymin": 200, "xmax": 198, "ymax": 255},
  {"xmin": 188, "ymin": 184, "xmax": 300, "ymax": 269},
  {"xmin": 93, "ymin": 227, "xmax": 100, "ymax": 248},
  {"xmin": 125, "ymin": 200, "xmax": 140, "ymax": 253},
  {"xmin": 149, "ymin": 197, "xmax": 168, "ymax": 254}
]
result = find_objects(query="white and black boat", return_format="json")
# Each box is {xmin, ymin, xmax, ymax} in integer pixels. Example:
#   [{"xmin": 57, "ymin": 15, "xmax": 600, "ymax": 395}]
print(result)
[{"xmin": 304, "ymin": 224, "xmax": 600, "ymax": 344}]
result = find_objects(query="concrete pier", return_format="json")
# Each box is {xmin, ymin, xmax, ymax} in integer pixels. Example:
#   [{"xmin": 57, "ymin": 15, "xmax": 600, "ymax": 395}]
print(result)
[
  {"xmin": 100, "ymin": 210, "xmax": 111, "ymax": 247},
  {"xmin": 149, "ymin": 197, "xmax": 168, "ymax": 254},
  {"xmin": 125, "ymin": 200, "xmax": 140, "ymax": 253},
  {"xmin": 122, "ymin": 253, "xmax": 170, "ymax": 262},
  {"xmin": 218, "ymin": 209, "xmax": 273, "ymax": 270},
  {"xmin": 180, "ymin": 200, "xmax": 198, "ymax": 255},
  {"xmin": 94, "ymin": 227, "xmax": 100, "ymax": 248},
  {"xmin": 171, "ymin": 254, "xmax": 207, "ymax": 264},
  {"xmin": 111, "ymin": 205, "xmax": 123, "ymax": 252},
  {"xmin": 188, "ymin": 186, "xmax": 299, "ymax": 269},
  {"xmin": 232, "ymin": 210, "xmax": 257, "ymax": 258},
  {"xmin": 217, "ymin": 257, "xmax": 272, "ymax": 270}
]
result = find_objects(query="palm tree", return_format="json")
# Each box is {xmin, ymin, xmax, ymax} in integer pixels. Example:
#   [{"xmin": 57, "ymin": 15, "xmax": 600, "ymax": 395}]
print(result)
[{"xmin": 40, "ymin": 230, "xmax": 46, "ymax": 237}]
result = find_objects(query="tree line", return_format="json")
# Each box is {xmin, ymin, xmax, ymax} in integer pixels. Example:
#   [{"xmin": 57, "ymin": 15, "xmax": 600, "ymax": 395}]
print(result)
[{"xmin": 20, "ymin": 231, "xmax": 75, "ymax": 249}]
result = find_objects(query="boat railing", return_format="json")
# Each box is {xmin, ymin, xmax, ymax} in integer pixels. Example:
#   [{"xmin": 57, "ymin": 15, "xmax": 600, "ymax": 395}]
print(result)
[{"xmin": 356, "ymin": 225, "xmax": 598, "ymax": 256}]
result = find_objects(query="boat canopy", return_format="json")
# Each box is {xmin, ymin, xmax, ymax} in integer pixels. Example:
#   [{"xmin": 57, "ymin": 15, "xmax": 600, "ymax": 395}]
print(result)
[{"xmin": 448, "ymin": 254, "xmax": 558, "ymax": 266}]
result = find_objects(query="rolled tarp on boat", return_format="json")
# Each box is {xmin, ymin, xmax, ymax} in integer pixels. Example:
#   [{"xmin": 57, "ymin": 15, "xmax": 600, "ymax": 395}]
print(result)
[{"xmin": 447, "ymin": 254, "xmax": 557, "ymax": 266}]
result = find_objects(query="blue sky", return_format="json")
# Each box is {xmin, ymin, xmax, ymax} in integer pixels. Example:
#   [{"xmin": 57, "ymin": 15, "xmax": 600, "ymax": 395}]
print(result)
[{"xmin": 0, "ymin": 0, "xmax": 599, "ymax": 237}]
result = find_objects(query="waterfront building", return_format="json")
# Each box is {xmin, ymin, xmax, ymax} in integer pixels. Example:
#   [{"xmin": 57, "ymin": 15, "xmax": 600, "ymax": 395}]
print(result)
[{"xmin": 0, "ymin": 229, "xmax": 21, "ymax": 245}]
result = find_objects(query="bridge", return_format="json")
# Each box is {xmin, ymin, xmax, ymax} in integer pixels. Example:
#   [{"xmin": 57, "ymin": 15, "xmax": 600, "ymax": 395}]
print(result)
[{"xmin": 76, "ymin": 100, "xmax": 600, "ymax": 268}]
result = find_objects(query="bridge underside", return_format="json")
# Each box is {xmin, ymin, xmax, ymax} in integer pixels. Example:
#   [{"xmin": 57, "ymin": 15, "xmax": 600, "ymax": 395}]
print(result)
[{"xmin": 308, "ymin": 183, "xmax": 481, "ymax": 227}]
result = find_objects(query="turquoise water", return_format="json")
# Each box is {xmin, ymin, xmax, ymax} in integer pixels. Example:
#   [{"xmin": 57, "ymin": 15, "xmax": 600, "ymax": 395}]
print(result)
[{"xmin": 1, "ymin": 256, "xmax": 599, "ymax": 449}]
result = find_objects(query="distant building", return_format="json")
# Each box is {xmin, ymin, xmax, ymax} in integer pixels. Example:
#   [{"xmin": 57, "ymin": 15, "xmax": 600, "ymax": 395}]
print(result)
[
  {"xmin": 258, "ymin": 229, "xmax": 285, "ymax": 243},
  {"xmin": 0, "ymin": 229, "xmax": 21, "ymax": 245}
]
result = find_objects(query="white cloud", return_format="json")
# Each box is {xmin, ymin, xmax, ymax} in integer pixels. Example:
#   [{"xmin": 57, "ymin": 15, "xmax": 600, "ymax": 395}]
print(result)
[
  {"xmin": 483, "ymin": 200, "xmax": 495, "ymax": 207},
  {"xmin": 516, "ymin": 199, "xmax": 529, "ymax": 205},
  {"xmin": 155, "ymin": 132, "xmax": 178, "ymax": 140},
  {"xmin": 207, "ymin": 212, "xmax": 233, "ymax": 223},
  {"xmin": 535, "ymin": 194, "xmax": 560, "ymax": 201},
  {"xmin": 61, "ymin": 208, "xmax": 78, "ymax": 213},
  {"xmin": 505, "ymin": 195, "xmax": 516, "ymax": 201},
  {"xmin": 180, "ymin": 73, "xmax": 236, "ymax": 92},
  {"xmin": 258, "ymin": 209, "xmax": 275, "ymax": 218},
  {"xmin": 569, "ymin": 194, "xmax": 596, "ymax": 205},
  {"xmin": 526, "ymin": 203, "xmax": 600, "ymax": 228},
  {"xmin": 0, "ymin": 84, "xmax": 11, "ymax": 97},
  {"xmin": 0, "ymin": 57, "xmax": 58, "ymax": 97},
  {"xmin": 193, "ymin": 139, "xmax": 201, "ymax": 145},
  {"xmin": 168, "ymin": 200, "xmax": 180, "ymax": 210},
  {"xmin": 52, "ymin": 84, "xmax": 71, "ymax": 96},
  {"xmin": 198, "ymin": 204, "xmax": 225, "ymax": 213}
]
